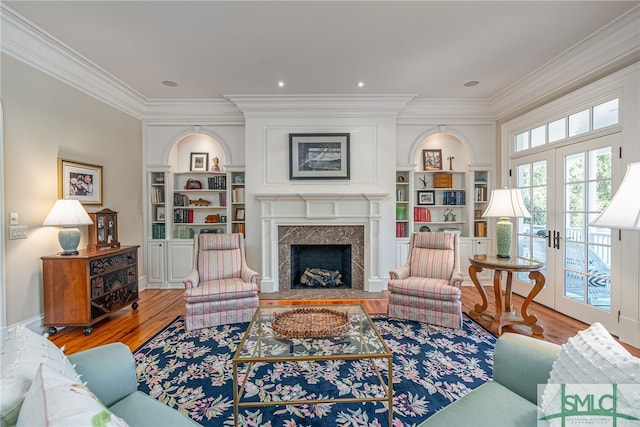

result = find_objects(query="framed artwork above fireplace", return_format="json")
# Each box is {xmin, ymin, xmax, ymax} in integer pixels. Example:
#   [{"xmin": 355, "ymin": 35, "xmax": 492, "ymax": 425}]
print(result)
[{"xmin": 289, "ymin": 133, "xmax": 350, "ymax": 180}]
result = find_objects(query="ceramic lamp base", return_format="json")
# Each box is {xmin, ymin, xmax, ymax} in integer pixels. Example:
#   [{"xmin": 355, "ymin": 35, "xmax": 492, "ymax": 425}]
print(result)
[
  {"xmin": 58, "ymin": 227, "xmax": 81, "ymax": 255},
  {"xmin": 495, "ymin": 217, "xmax": 513, "ymax": 259}
]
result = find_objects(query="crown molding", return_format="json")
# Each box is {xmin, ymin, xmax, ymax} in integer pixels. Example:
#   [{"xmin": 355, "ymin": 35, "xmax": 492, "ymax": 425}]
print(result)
[
  {"xmin": 224, "ymin": 94, "xmax": 416, "ymax": 118},
  {"xmin": 491, "ymin": 6, "xmax": 640, "ymax": 119},
  {"xmin": 2, "ymin": 3, "xmax": 638, "ymax": 123},
  {"xmin": 1, "ymin": 4, "xmax": 148, "ymax": 119},
  {"xmin": 141, "ymin": 99, "xmax": 244, "ymax": 124},
  {"xmin": 397, "ymin": 98, "xmax": 497, "ymax": 123}
]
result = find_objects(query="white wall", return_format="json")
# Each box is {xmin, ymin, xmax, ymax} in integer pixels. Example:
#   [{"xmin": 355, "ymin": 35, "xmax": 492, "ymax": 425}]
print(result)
[{"xmin": 1, "ymin": 54, "xmax": 142, "ymax": 327}]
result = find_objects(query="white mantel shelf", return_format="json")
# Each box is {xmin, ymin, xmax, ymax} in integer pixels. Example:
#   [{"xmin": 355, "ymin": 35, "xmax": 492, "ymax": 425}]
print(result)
[{"xmin": 255, "ymin": 193, "xmax": 388, "ymax": 201}]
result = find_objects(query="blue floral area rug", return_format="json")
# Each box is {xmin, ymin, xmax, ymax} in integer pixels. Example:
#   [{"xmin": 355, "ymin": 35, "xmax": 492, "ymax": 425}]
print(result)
[{"xmin": 134, "ymin": 315, "xmax": 495, "ymax": 426}]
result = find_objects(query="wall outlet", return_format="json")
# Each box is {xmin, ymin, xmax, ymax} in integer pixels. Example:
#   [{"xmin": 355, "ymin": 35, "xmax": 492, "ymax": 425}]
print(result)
[{"xmin": 9, "ymin": 225, "xmax": 28, "ymax": 239}]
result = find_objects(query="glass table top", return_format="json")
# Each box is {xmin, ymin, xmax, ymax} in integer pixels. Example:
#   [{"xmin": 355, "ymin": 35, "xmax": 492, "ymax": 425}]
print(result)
[{"xmin": 233, "ymin": 304, "xmax": 391, "ymax": 362}]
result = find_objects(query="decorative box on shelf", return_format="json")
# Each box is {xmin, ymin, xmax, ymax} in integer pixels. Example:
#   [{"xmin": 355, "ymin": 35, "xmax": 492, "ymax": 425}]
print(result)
[{"xmin": 434, "ymin": 173, "xmax": 453, "ymax": 188}]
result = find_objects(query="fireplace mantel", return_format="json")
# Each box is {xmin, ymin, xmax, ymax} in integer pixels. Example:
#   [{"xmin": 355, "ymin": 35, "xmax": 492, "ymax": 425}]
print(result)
[{"xmin": 257, "ymin": 193, "xmax": 388, "ymax": 293}]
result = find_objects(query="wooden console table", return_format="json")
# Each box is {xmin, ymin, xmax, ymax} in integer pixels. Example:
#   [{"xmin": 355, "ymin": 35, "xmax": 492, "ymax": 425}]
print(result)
[{"xmin": 468, "ymin": 255, "xmax": 545, "ymax": 337}]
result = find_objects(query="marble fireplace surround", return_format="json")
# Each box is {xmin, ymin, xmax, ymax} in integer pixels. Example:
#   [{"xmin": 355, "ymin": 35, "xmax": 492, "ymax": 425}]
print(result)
[
  {"xmin": 256, "ymin": 193, "xmax": 387, "ymax": 293},
  {"xmin": 279, "ymin": 225, "xmax": 364, "ymax": 291}
]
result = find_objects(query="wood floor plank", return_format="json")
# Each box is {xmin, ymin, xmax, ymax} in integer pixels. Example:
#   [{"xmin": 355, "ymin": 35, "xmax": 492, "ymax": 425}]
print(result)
[{"xmin": 49, "ymin": 287, "xmax": 640, "ymax": 358}]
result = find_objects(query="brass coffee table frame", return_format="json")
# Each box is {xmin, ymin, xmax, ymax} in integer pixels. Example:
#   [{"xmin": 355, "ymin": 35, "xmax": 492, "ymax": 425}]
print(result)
[{"xmin": 232, "ymin": 304, "xmax": 393, "ymax": 426}]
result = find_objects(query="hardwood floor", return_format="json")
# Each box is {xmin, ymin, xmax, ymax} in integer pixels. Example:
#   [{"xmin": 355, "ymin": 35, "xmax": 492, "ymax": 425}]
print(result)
[{"xmin": 49, "ymin": 287, "xmax": 640, "ymax": 358}]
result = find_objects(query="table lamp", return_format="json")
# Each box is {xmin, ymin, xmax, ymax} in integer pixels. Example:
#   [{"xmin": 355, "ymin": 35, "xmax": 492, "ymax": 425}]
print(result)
[
  {"xmin": 43, "ymin": 199, "xmax": 94, "ymax": 255},
  {"xmin": 590, "ymin": 162, "xmax": 640, "ymax": 230},
  {"xmin": 482, "ymin": 188, "xmax": 531, "ymax": 258}
]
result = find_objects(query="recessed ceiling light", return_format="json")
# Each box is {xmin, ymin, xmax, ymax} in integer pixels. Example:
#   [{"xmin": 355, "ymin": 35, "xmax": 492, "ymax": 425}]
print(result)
[
  {"xmin": 464, "ymin": 80, "xmax": 479, "ymax": 87},
  {"xmin": 356, "ymin": 81, "xmax": 365, "ymax": 88},
  {"xmin": 162, "ymin": 80, "xmax": 178, "ymax": 87},
  {"xmin": 278, "ymin": 81, "xmax": 285, "ymax": 87}
]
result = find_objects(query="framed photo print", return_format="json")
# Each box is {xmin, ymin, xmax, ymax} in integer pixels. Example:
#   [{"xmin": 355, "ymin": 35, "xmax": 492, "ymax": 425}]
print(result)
[
  {"xmin": 422, "ymin": 149, "xmax": 442, "ymax": 171},
  {"xmin": 234, "ymin": 207, "xmax": 245, "ymax": 221},
  {"xmin": 190, "ymin": 152, "xmax": 209, "ymax": 172},
  {"xmin": 417, "ymin": 190, "xmax": 436, "ymax": 205},
  {"xmin": 156, "ymin": 207, "xmax": 166, "ymax": 221},
  {"xmin": 289, "ymin": 133, "xmax": 350, "ymax": 180},
  {"xmin": 58, "ymin": 158, "xmax": 103, "ymax": 205}
]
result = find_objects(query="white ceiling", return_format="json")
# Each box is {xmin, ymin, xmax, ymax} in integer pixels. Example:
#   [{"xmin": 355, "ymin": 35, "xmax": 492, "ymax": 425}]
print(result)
[{"xmin": 4, "ymin": 1, "xmax": 638, "ymax": 101}]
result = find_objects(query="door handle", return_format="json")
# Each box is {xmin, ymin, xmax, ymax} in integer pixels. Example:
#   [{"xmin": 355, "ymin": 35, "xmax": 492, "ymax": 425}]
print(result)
[
  {"xmin": 553, "ymin": 230, "xmax": 561, "ymax": 250},
  {"xmin": 546, "ymin": 230, "xmax": 552, "ymax": 248}
]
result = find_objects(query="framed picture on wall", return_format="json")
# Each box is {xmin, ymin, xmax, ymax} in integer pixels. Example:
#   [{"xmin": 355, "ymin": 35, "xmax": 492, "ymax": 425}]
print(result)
[
  {"xmin": 190, "ymin": 152, "xmax": 209, "ymax": 172},
  {"xmin": 58, "ymin": 158, "xmax": 103, "ymax": 205},
  {"xmin": 289, "ymin": 133, "xmax": 350, "ymax": 180},
  {"xmin": 422, "ymin": 149, "xmax": 442, "ymax": 171}
]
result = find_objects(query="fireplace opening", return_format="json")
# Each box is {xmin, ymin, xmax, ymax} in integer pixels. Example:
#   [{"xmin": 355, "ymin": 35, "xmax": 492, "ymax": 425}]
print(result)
[{"xmin": 290, "ymin": 244, "xmax": 352, "ymax": 289}]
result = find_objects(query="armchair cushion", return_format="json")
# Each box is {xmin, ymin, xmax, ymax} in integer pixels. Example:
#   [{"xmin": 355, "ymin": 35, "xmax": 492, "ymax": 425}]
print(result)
[
  {"xmin": 388, "ymin": 277, "xmax": 461, "ymax": 300},
  {"xmin": 410, "ymin": 233, "xmax": 456, "ymax": 280},
  {"xmin": 198, "ymin": 248, "xmax": 242, "ymax": 281},
  {"xmin": 409, "ymin": 248, "xmax": 455, "ymax": 280},
  {"xmin": 184, "ymin": 279, "xmax": 258, "ymax": 303}
]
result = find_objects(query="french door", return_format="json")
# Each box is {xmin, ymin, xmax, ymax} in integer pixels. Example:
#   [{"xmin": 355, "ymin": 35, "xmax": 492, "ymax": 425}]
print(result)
[{"xmin": 510, "ymin": 133, "xmax": 620, "ymax": 331}]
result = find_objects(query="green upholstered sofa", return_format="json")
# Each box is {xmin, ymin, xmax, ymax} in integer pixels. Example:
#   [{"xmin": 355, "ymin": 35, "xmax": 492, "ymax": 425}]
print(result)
[
  {"xmin": 419, "ymin": 333, "xmax": 561, "ymax": 427},
  {"xmin": 1, "ymin": 323, "xmax": 200, "ymax": 427},
  {"xmin": 68, "ymin": 342, "xmax": 201, "ymax": 426}
]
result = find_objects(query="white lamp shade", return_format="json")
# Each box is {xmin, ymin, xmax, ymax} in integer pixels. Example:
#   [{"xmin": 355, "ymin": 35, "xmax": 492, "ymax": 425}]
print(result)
[
  {"xmin": 482, "ymin": 188, "xmax": 532, "ymax": 218},
  {"xmin": 43, "ymin": 199, "xmax": 93, "ymax": 227},
  {"xmin": 590, "ymin": 162, "xmax": 640, "ymax": 230}
]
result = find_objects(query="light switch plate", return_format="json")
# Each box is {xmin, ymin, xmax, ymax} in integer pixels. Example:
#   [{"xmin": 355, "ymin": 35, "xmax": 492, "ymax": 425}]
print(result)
[
  {"xmin": 9, "ymin": 225, "xmax": 28, "ymax": 239},
  {"xmin": 9, "ymin": 213, "xmax": 18, "ymax": 225}
]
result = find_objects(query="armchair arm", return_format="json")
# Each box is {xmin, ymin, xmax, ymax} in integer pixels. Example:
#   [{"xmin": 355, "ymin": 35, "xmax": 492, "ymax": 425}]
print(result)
[
  {"xmin": 389, "ymin": 264, "xmax": 410, "ymax": 280},
  {"xmin": 241, "ymin": 265, "xmax": 259, "ymax": 285},
  {"xmin": 449, "ymin": 270, "xmax": 463, "ymax": 288},
  {"xmin": 493, "ymin": 333, "xmax": 561, "ymax": 404},
  {"xmin": 68, "ymin": 343, "xmax": 137, "ymax": 407},
  {"xmin": 183, "ymin": 269, "xmax": 200, "ymax": 288}
]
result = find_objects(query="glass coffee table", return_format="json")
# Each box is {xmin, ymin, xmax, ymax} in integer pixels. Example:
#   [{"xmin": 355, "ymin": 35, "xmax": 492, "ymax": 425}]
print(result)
[{"xmin": 232, "ymin": 304, "xmax": 393, "ymax": 426}]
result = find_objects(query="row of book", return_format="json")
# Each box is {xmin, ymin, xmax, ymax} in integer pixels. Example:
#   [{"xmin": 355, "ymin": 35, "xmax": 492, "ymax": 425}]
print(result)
[
  {"xmin": 474, "ymin": 187, "xmax": 488, "ymax": 202},
  {"xmin": 395, "ymin": 222, "xmax": 406, "ymax": 238},
  {"xmin": 174, "ymin": 209, "xmax": 195, "ymax": 224},
  {"xmin": 442, "ymin": 191, "xmax": 466, "ymax": 205},
  {"xmin": 207, "ymin": 176, "xmax": 227, "ymax": 190},
  {"xmin": 151, "ymin": 186, "xmax": 165, "ymax": 203},
  {"xmin": 414, "ymin": 207, "xmax": 432, "ymax": 222},
  {"xmin": 233, "ymin": 187, "xmax": 245, "ymax": 203},
  {"xmin": 174, "ymin": 193, "xmax": 227, "ymax": 207},
  {"xmin": 474, "ymin": 221, "xmax": 488, "ymax": 237},
  {"xmin": 151, "ymin": 223, "xmax": 165, "ymax": 239}
]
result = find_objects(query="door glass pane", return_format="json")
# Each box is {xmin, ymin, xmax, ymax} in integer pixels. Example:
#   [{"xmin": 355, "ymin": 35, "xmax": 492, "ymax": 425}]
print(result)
[
  {"xmin": 569, "ymin": 109, "xmax": 590, "ymax": 136},
  {"xmin": 517, "ymin": 161, "xmax": 547, "ymax": 282},
  {"xmin": 563, "ymin": 148, "xmax": 611, "ymax": 311},
  {"xmin": 593, "ymin": 99, "xmax": 618, "ymax": 130}
]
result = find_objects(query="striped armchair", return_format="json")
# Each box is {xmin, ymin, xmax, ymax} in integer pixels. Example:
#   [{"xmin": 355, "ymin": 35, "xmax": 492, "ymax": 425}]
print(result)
[
  {"xmin": 388, "ymin": 232, "xmax": 463, "ymax": 329},
  {"xmin": 182, "ymin": 233, "xmax": 259, "ymax": 330}
]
